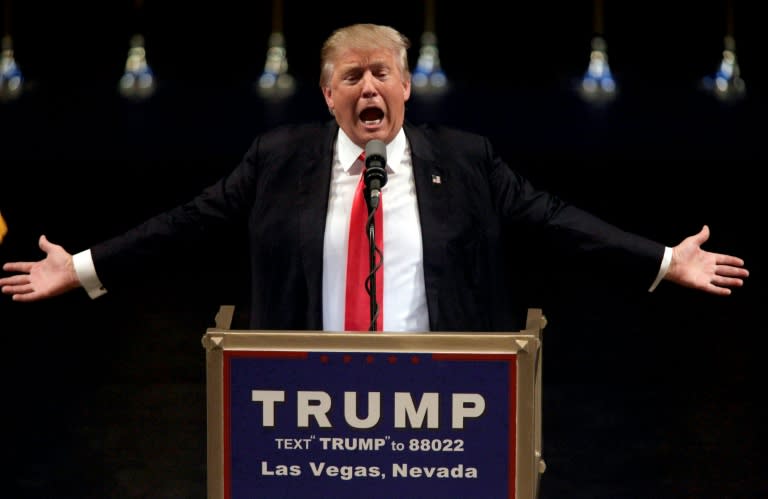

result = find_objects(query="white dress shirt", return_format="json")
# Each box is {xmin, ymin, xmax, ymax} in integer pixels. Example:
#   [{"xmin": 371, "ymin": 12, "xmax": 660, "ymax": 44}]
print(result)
[{"xmin": 321, "ymin": 129, "xmax": 429, "ymax": 332}]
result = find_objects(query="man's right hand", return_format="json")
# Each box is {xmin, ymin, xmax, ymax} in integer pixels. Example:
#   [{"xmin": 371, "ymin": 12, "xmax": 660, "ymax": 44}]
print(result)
[{"xmin": 0, "ymin": 235, "xmax": 81, "ymax": 302}]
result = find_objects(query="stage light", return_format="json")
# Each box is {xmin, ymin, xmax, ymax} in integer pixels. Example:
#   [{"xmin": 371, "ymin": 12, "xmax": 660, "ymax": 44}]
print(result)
[
  {"xmin": 577, "ymin": 35, "xmax": 617, "ymax": 103},
  {"xmin": 256, "ymin": 0, "xmax": 294, "ymax": 100},
  {"xmin": 577, "ymin": 0, "xmax": 617, "ymax": 105},
  {"xmin": 700, "ymin": 1, "xmax": 746, "ymax": 103},
  {"xmin": 256, "ymin": 31, "xmax": 295, "ymax": 99},
  {"xmin": 412, "ymin": 0, "xmax": 448, "ymax": 96},
  {"xmin": 0, "ymin": 34, "xmax": 22, "ymax": 102},
  {"xmin": 118, "ymin": 34, "xmax": 156, "ymax": 100},
  {"xmin": 701, "ymin": 35, "xmax": 745, "ymax": 102},
  {"xmin": 412, "ymin": 31, "xmax": 448, "ymax": 95}
]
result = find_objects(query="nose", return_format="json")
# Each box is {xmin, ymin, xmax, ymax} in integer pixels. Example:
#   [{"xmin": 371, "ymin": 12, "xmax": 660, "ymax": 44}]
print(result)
[{"xmin": 361, "ymin": 72, "xmax": 378, "ymax": 98}]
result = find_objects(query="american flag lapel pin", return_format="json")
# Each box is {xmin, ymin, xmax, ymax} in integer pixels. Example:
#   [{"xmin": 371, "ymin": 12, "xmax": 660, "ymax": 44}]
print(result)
[{"xmin": 431, "ymin": 174, "xmax": 442, "ymax": 185}]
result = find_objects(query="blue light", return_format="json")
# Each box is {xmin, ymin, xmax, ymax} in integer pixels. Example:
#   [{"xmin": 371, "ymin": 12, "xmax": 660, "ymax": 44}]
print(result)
[
  {"xmin": 578, "ymin": 36, "xmax": 617, "ymax": 104},
  {"xmin": 256, "ymin": 32, "xmax": 295, "ymax": 100},
  {"xmin": 0, "ymin": 35, "xmax": 23, "ymax": 102},
  {"xmin": 700, "ymin": 35, "xmax": 745, "ymax": 102},
  {"xmin": 412, "ymin": 32, "xmax": 448, "ymax": 96},
  {"xmin": 119, "ymin": 34, "xmax": 156, "ymax": 100}
]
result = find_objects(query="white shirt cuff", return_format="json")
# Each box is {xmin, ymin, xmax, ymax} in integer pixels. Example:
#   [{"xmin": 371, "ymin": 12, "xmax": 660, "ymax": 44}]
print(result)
[
  {"xmin": 73, "ymin": 249, "xmax": 107, "ymax": 299},
  {"xmin": 648, "ymin": 246, "xmax": 672, "ymax": 292}
]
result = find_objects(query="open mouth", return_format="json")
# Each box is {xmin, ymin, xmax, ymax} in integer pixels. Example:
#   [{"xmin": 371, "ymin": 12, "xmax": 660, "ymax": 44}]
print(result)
[{"xmin": 359, "ymin": 107, "xmax": 384, "ymax": 126}]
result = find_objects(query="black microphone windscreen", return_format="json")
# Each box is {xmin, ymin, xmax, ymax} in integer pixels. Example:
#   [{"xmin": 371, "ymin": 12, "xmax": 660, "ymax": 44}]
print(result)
[
  {"xmin": 365, "ymin": 140, "xmax": 387, "ymax": 165},
  {"xmin": 364, "ymin": 140, "xmax": 388, "ymax": 193}
]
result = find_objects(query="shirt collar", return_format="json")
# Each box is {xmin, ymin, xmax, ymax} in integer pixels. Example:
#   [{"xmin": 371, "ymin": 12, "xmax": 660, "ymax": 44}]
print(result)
[{"xmin": 337, "ymin": 128, "xmax": 406, "ymax": 174}]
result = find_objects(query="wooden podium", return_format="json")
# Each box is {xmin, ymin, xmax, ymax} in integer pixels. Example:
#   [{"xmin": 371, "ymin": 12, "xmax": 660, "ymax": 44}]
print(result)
[{"xmin": 202, "ymin": 307, "xmax": 546, "ymax": 499}]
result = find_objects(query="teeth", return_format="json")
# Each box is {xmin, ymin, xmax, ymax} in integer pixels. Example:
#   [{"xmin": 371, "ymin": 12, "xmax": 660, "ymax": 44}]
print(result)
[{"xmin": 363, "ymin": 119, "xmax": 382, "ymax": 125}]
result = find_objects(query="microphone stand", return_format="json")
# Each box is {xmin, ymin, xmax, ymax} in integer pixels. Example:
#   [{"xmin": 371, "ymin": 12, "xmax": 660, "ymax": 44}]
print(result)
[
  {"xmin": 362, "ymin": 142, "xmax": 386, "ymax": 332},
  {"xmin": 366, "ymin": 206, "xmax": 380, "ymax": 332}
]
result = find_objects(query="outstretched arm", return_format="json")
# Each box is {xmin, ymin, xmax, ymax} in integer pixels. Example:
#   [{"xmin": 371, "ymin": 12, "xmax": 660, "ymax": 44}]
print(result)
[
  {"xmin": 664, "ymin": 225, "xmax": 749, "ymax": 295},
  {"xmin": 0, "ymin": 235, "xmax": 81, "ymax": 302}
]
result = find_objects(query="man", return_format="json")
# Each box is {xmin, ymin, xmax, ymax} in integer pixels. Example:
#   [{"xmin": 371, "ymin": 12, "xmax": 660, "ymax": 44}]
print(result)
[{"xmin": 0, "ymin": 24, "xmax": 749, "ymax": 332}]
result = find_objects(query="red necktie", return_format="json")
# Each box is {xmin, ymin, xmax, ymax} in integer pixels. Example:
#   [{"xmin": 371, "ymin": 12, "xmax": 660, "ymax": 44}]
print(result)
[{"xmin": 344, "ymin": 154, "xmax": 383, "ymax": 331}]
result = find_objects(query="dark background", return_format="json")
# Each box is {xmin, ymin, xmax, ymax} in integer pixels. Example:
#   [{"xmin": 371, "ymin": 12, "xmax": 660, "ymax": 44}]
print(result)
[{"xmin": 1, "ymin": 1, "xmax": 765, "ymax": 498}]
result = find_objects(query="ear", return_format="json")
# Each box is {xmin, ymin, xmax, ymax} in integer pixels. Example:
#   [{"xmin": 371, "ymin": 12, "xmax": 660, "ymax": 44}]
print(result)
[
  {"xmin": 322, "ymin": 86, "xmax": 334, "ymax": 112},
  {"xmin": 403, "ymin": 77, "xmax": 411, "ymax": 102}
]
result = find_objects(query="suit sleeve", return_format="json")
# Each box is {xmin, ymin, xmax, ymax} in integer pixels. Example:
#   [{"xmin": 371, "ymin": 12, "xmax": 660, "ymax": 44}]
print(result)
[
  {"xmin": 484, "ymin": 137, "xmax": 666, "ymax": 287},
  {"xmin": 89, "ymin": 136, "xmax": 263, "ymax": 288}
]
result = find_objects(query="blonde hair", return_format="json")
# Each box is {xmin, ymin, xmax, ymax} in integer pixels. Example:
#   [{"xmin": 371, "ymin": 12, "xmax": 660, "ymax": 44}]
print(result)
[{"xmin": 319, "ymin": 23, "xmax": 411, "ymax": 87}]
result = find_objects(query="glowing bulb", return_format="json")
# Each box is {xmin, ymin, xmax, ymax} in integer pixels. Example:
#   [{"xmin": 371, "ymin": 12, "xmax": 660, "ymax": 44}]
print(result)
[
  {"xmin": 0, "ymin": 35, "xmax": 23, "ymax": 102},
  {"xmin": 256, "ymin": 32, "xmax": 295, "ymax": 99},
  {"xmin": 578, "ymin": 36, "xmax": 617, "ymax": 104},
  {"xmin": 701, "ymin": 35, "xmax": 745, "ymax": 102},
  {"xmin": 119, "ymin": 34, "xmax": 156, "ymax": 100},
  {"xmin": 412, "ymin": 32, "xmax": 448, "ymax": 95}
]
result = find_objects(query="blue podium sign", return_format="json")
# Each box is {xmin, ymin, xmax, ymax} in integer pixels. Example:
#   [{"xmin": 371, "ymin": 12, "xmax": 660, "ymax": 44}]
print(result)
[
  {"xmin": 227, "ymin": 351, "xmax": 515, "ymax": 498},
  {"xmin": 203, "ymin": 310, "xmax": 544, "ymax": 499}
]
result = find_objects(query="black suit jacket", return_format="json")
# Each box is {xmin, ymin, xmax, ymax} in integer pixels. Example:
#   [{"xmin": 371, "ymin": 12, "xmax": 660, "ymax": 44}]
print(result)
[{"xmin": 91, "ymin": 120, "xmax": 664, "ymax": 331}]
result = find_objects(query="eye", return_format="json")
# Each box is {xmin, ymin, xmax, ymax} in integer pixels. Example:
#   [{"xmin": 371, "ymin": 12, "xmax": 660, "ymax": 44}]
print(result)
[
  {"xmin": 342, "ymin": 69, "xmax": 363, "ymax": 83},
  {"xmin": 370, "ymin": 63, "xmax": 391, "ymax": 80}
]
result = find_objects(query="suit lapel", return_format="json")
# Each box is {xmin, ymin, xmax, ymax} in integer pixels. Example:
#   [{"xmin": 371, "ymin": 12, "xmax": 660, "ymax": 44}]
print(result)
[
  {"xmin": 297, "ymin": 122, "xmax": 338, "ymax": 328},
  {"xmin": 405, "ymin": 123, "xmax": 449, "ymax": 330}
]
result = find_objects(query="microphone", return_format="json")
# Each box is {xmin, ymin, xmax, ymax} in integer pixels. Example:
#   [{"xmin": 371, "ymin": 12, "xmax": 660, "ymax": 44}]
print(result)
[{"xmin": 364, "ymin": 139, "xmax": 387, "ymax": 210}]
